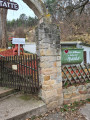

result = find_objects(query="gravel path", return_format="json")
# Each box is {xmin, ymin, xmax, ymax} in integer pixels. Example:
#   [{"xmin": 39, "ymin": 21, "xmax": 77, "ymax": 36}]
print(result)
[{"xmin": 80, "ymin": 104, "xmax": 90, "ymax": 120}]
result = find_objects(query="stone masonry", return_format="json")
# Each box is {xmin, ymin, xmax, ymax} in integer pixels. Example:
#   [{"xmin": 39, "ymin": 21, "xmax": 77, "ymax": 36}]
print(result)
[
  {"xmin": 35, "ymin": 22, "xmax": 63, "ymax": 110},
  {"xmin": 63, "ymin": 83, "xmax": 90, "ymax": 104}
]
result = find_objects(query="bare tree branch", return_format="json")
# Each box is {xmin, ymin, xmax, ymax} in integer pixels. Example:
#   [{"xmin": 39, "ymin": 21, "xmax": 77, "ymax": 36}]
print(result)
[{"xmin": 68, "ymin": 0, "xmax": 89, "ymax": 14}]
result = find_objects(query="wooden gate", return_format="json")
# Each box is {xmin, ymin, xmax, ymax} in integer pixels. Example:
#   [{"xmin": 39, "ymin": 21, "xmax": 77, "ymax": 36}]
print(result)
[{"xmin": 0, "ymin": 55, "xmax": 40, "ymax": 93}]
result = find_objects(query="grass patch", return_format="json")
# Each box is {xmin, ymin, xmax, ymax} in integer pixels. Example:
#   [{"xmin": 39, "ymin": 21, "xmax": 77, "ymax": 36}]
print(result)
[
  {"xmin": 60, "ymin": 99, "xmax": 89, "ymax": 112},
  {"xmin": 60, "ymin": 104, "xmax": 69, "ymax": 112},
  {"xmin": 31, "ymin": 115, "xmax": 36, "ymax": 120},
  {"xmin": 19, "ymin": 94, "xmax": 32, "ymax": 101},
  {"xmin": 19, "ymin": 94, "xmax": 40, "ymax": 101}
]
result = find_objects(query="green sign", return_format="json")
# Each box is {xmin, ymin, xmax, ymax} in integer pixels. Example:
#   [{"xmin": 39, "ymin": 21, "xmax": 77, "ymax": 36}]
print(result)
[{"xmin": 61, "ymin": 49, "xmax": 83, "ymax": 64}]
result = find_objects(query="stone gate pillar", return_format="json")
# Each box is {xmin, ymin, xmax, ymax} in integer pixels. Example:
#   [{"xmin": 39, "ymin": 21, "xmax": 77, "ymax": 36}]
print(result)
[{"xmin": 35, "ymin": 21, "xmax": 63, "ymax": 109}]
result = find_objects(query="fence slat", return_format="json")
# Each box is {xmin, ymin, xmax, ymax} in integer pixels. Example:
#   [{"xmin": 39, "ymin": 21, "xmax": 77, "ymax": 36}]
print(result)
[
  {"xmin": 62, "ymin": 64, "xmax": 90, "ymax": 87},
  {"xmin": 76, "ymin": 65, "xmax": 86, "ymax": 82},
  {"xmin": 70, "ymin": 66, "xmax": 81, "ymax": 83},
  {"xmin": 80, "ymin": 64, "xmax": 89, "ymax": 81},
  {"xmin": 84, "ymin": 64, "xmax": 90, "ymax": 77},
  {"xmin": 62, "ymin": 68, "xmax": 72, "ymax": 85},
  {"xmin": 65, "ymin": 66, "xmax": 77, "ymax": 83}
]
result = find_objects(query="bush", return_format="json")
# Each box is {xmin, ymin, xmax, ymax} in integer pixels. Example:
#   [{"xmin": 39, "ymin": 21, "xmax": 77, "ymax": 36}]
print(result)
[{"xmin": 14, "ymin": 27, "xmax": 26, "ymax": 38}]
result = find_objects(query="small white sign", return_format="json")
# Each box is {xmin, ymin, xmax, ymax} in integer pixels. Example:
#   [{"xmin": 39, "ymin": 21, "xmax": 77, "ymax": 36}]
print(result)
[
  {"xmin": 12, "ymin": 38, "xmax": 25, "ymax": 44},
  {"xmin": 12, "ymin": 65, "xmax": 17, "ymax": 70}
]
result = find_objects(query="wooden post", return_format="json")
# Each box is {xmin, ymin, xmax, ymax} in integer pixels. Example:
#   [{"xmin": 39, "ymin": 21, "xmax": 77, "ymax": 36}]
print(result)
[{"xmin": 18, "ymin": 44, "xmax": 20, "ymax": 56}]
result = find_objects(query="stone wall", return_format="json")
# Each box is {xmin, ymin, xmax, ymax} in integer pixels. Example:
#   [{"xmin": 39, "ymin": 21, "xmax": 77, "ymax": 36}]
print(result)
[
  {"xmin": 63, "ymin": 83, "xmax": 90, "ymax": 104},
  {"xmin": 35, "ymin": 22, "xmax": 63, "ymax": 110}
]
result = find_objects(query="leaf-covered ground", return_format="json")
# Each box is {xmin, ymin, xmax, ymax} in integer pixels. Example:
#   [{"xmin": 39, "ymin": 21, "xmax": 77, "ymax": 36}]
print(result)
[{"xmin": 26, "ymin": 99, "xmax": 90, "ymax": 120}]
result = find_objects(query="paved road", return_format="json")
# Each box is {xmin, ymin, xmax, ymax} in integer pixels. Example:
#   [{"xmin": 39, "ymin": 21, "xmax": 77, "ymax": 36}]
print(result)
[{"xmin": 80, "ymin": 104, "xmax": 90, "ymax": 120}]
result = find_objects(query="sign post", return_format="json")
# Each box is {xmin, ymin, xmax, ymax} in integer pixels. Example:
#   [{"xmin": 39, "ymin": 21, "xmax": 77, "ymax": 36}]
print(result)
[
  {"xmin": 12, "ymin": 38, "xmax": 25, "ymax": 56},
  {"xmin": 18, "ymin": 44, "xmax": 20, "ymax": 56}
]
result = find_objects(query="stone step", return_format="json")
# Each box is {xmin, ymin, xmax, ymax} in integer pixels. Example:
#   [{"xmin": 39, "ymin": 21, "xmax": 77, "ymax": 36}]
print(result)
[
  {"xmin": 0, "ymin": 93, "xmax": 47, "ymax": 120},
  {"xmin": 0, "ymin": 87, "xmax": 16, "ymax": 99}
]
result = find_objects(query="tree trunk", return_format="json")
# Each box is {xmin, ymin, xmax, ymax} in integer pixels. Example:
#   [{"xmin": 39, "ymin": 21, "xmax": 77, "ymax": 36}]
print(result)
[
  {"xmin": 0, "ymin": 8, "xmax": 7, "ymax": 48},
  {"xmin": 0, "ymin": 9, "xmax": 2, "ymax": 48}
]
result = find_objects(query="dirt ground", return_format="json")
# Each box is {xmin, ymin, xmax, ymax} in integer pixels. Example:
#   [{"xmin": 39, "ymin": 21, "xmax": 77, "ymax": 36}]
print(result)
[
  {"xmin": 27, "ymin": 100, "xmax": 90, "ymax": 120},
  {"xmin": 28, "ymin": 108, "xmax": 86, "ymax": 120}
]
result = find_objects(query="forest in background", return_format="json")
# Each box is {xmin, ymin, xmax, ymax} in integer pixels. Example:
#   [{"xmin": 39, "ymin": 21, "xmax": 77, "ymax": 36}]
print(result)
[
  {"xmin": 7, "ymin": 14, "xmax": 38, "ymax": 31},
  {"xmin": 7, "ymin": 0, "xmax": 90, "ymax": 43}
]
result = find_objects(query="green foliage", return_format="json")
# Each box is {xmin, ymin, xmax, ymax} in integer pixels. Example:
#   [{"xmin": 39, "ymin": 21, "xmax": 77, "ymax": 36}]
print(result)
[
  {"xmin": 62, "ymin": 104, "xmax": 69, "ymax": 111},
  {"xmin": 60, "ymin": 100, "xmax": 88, "ymax": 112},
  {"xmin": 86, "ymin": 98, "xmax": 90, "ymax": 102},
  {"xmin": 86, "ymin": 80, "xmax": 90, "ymax": 83},
  {"xmin": 64, "ymin": 82, "xmax": 68, "ymax": 87},
  {"xmin": 8, "ymin": 42, "xmax": 13, "ymax": 47},
  {"xmin": 24, "ymin": 50, "xmax": 32, "ymax": 54},
  {"xmin": 7, "ymin": 14, "xmax": 38, "ymax": 31},
  {"xmin": 46, "ymin": 0, "xmax": 55, "ymax": 4},
  {"xmin": 31, "ymin": 115, "xmax": 36, "ymax": 120}
]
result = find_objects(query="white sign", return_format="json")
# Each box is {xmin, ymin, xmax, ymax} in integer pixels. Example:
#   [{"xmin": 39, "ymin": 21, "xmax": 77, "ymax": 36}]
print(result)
[
  {"xmin": 12, "ymin": 38, "xmax": 25, "ymax": 44},
  {"xmin": 12, "ymin": 65, "xmax": 17, "ymax": 70}
]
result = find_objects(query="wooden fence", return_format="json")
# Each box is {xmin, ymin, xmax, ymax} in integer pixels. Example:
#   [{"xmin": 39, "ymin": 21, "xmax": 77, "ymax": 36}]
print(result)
[
  {"xmin": 0, "ymin": 55, "xmax": 40, "ymax": 93},
  {"xmin": 62, "ymin": 64, "xmax": 90, "ymax": 87}
]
